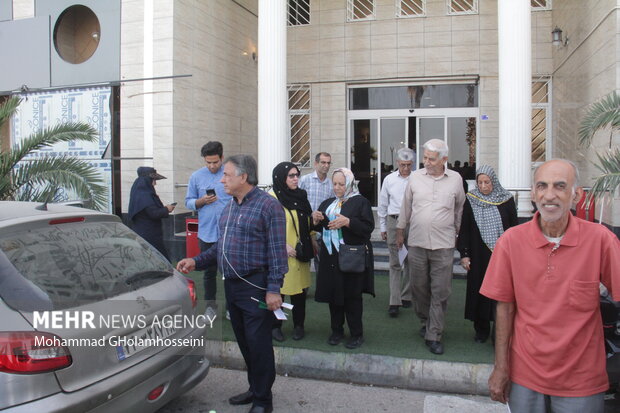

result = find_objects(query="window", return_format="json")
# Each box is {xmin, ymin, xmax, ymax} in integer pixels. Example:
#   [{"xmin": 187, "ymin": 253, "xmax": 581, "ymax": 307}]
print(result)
[
  {"xmin": 349, "ymin": 84, "xmax": 479, "ymax": 110},
  {"xmin": 54, "ymin": 5, "xmax": 101, "ymax": 64},
  {"xmin": 531, "ymin": 0, "xmax": 551, "ymax": 11},
  {"xmin": 447, "ymin": 0, "xmax": 478, "ymax": 15},
  {"xmin": 531, "ymin": 78, "xmax": 551, "ymax": 163},
  {"xmin": 398, "ymin": 0, "xmax": 425, "ymax": 17},
  {"xmin": 347, "ymin": 0, "xmax": 375, "ymax": 22},
  {"xmin": 0, "ymin": 222, "xmax": 172, "ymax": 310},
  {"xmin": 288, "ymin": 0, "xmax": 310, "ymax": 26},
  {"xmin": 288, "ymin": 85, "xmax": 311, "ymax": 167}
]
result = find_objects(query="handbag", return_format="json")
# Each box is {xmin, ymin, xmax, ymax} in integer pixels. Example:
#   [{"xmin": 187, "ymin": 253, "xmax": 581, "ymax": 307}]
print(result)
[
  {"xmin": 288, "ymin": 209, "xmax": 312, "ymax": 262},
  {"xmin": 338, "ymin": 244, "xmax": 367, "ymax": 273}
]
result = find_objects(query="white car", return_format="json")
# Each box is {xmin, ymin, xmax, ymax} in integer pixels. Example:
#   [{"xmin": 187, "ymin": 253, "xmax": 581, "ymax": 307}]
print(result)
[{"xmin": 0, "ymin": 202, "xmax": 209, "ymax": 412}]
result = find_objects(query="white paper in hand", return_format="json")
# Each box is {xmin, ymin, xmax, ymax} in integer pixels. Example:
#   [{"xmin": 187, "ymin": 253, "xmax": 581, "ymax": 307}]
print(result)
[
  {"xmin": 398, "ymin": 244, "xmax": 408, "ymax": 267},
  {"xmin": 274, "ymin": 308, "xmax": 288, "ymax": 320}
]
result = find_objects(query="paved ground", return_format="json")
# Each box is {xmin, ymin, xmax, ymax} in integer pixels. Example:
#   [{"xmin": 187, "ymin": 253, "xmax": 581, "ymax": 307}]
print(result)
[{"xmin": 158, "ymin": 366, "xmax": 505, "ymax": 413}]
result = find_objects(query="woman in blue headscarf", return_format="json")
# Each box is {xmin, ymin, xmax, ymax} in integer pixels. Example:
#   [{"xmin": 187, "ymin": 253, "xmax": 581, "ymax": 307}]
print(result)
[
  {"xmin": 457, "ymin": 165, "xmax": 518, "ymax": 343},
  {"xmin": 312, "ymin": 168, "xmax": 374, "ymax": 350},
  {"xmin": 128, "ymin": 167, "xmax": 176, "ymax": 260}
]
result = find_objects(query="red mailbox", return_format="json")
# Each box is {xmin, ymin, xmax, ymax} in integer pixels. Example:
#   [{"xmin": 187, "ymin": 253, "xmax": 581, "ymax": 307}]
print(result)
[{"xmin": 186, "ymin": 218, "xmax": 200, "ymax": 258}]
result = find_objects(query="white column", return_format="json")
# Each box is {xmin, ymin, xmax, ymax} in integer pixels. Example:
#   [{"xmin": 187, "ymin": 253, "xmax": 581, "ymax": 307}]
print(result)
[
  {"xmin": 498, "ymin": 1, "xmax": 532, "ymax": 217},
  {"xmin": 257, "ymin": 0, "xmax": 288, "ymax": 186}
]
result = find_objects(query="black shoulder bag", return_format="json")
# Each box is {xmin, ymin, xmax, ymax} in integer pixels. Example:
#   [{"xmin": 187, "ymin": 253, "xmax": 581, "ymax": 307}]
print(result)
[{"xmin": 338, "ymin": 244, "xmax": 368, "ymax": 273}]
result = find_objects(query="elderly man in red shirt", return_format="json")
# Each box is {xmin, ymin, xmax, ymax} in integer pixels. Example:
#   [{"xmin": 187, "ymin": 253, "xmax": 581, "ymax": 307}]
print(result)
[{"xmin": 481, "ymin": 159, "xmax": 620, "ymax": 413}]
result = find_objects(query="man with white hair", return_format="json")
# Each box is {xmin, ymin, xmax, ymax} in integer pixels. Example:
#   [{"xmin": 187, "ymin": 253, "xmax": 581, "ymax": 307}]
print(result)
[
  {"xmin": 378, "ymin": 147, "xmax": 416, "ymax": 318},
  {"xmin": 396, "ymin": 139, "xmax": 465, "ymax": 355}
]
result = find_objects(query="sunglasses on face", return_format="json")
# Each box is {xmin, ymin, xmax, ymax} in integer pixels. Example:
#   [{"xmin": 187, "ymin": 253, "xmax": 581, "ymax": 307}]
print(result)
[{"xmin": 287, "ymin": 173, "xmax": 300, "ymax": 178}]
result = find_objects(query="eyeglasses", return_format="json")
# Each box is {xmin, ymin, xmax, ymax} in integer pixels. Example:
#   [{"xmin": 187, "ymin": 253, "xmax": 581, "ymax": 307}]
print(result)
[{"xmin": 287, "ymin": 173, "xmax": 300, "ymax": 178}]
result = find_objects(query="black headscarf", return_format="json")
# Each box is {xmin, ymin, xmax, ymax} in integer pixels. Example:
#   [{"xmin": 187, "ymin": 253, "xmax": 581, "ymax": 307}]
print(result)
[
  {"xmin": 128, "ymin": 175, "xmax": 164, "ymax": 220},
  {"xmin": 272, "ymin": 162, "xmax": 313, "ymax": 258},
  {"xmin": 272, "ymin": 162, "xmax": 312, "ymax": 214}
]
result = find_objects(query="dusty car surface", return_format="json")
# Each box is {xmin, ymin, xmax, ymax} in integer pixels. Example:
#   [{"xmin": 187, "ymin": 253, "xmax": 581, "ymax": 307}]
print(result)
[{"xmin": 0, "ymin": 202, "xmax": 209, "ymax": 412}]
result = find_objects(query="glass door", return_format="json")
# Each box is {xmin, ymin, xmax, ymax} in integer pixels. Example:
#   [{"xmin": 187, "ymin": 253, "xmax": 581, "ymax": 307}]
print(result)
[
  {"xmin": 350, "ymin": 117, "xmax": 409, "ymax": 206},
  {"xmin": 417, "ymin": 117, "xmax": 445, "ymax": 168},
  {"xmin": 447, "ymin": 116, "xmax": 477, "ymax": 180},
  {"xmin": 349, "ymin": 110, "xmax": 477, "ymax": 206},
  {"xmin": 350, "ymin": 119, "xmax": 378, "ymax": 205},
  {"xmin": 379, "ymin": 117, "xmax": 407, "ymax": 186}
]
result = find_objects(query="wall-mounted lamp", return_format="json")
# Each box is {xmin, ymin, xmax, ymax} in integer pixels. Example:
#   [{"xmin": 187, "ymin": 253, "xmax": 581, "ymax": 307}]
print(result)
[
  {"xmin": 551, "ymin": 26, "xmax": 568, "ymax": 47},
  {"xmin": 242, "ymin": 51, "xmax": 257, "ymax": 62}
]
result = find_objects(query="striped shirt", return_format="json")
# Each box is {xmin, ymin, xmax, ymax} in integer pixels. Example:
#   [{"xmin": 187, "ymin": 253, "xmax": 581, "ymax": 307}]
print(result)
[
  {"xmin": 299, "ymin": 170, "xmax": 335, "ymax": 211},
  {"xmin": 194, "ymin": 186, "xmax": 288, "ymax": 293}
]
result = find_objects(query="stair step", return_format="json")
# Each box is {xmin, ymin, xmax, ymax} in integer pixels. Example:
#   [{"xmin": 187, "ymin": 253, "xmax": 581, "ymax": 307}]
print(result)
[{"xmin": 372, "ymin": 247, "xmax": 466, "ymax": 279}]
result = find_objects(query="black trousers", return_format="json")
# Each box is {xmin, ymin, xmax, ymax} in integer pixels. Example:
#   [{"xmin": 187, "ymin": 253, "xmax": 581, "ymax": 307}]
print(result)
[
  {"xmin": 474, "ymin": 319, "xmax": 491, "ymax": 337},
  {"xmin": 329, "ymin": 296, "xmax": 363, "ymax": 338},
  {"xmin": 273, "ymin": 289, "xmax": 307, "ymax": 329},
  {"xmin": 225, "ymin": 272, "xmax": 275, "ymax": 408},
  {"xmin": 199, "ymin": 240, "xmax": 218, "ymax": 301}
]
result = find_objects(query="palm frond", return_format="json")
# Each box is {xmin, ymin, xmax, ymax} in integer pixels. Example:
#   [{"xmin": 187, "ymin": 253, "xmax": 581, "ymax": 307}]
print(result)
[
  {"xmin": 11, "ymin": 156, "xmax": 107, "ymax": 210},
  {"xmin": 0, "ymin": 122, "xmax": 98, "ymax": 178},
  {"xmin": 0, "ymin": 98, "xmax": 107, "ymax": 210},
  {"xmin": 0, "ymin": 96, "xmax": 21, "ymax": 129},
  {"xmin": 586, "ymin": 147, "xmax": 620, "ymax": 204},
  {"xmin": 578, "ymin": 91, "xmax": 620, "ymax": 147}
]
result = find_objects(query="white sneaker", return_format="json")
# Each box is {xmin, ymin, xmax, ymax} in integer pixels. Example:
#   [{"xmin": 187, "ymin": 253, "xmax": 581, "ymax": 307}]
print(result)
[{"xmin": 205, "ymin": 306, "xmax": 217, "ymax": 320}]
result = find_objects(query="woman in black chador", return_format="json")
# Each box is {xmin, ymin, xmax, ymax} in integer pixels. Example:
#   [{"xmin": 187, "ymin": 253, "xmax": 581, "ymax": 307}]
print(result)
[
  {"xmin": 312, "ymin": 167, "xmax": 374, "ymax": 350},
  {"xmin": 457, "ymin": 165, "xmax": 518, "ymax": 343},
  {"xmin": 128, "ymin": 167, "xmax": 175, "ymax": 259}
]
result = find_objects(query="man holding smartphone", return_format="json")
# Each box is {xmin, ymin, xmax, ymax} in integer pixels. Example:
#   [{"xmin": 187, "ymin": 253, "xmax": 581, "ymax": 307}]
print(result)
[{"xmin": 185, "ymin": 141, "xmax": 231, "ymax": 306}]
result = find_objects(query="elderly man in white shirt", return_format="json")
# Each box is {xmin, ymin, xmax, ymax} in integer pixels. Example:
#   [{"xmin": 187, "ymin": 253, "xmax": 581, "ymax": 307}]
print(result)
[{"xmin": 377, "ymin": 147, "xmax": 416, "ymax": 318}]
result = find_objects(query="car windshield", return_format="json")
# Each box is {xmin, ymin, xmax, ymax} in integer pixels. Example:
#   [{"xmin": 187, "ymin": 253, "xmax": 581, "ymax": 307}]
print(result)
[{"xmin": 0, "ymin": 221, "xmax": 172, "ymax": 311}]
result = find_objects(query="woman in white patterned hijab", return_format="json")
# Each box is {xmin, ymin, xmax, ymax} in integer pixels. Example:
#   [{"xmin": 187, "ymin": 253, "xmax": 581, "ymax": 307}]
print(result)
[
  {"xmin": 466, "ymin": 165, "xmax": 513, "ymax": 250},
  {"xmin": 457, "ymin": 165, "xmax": 518, "ymax": 343}
]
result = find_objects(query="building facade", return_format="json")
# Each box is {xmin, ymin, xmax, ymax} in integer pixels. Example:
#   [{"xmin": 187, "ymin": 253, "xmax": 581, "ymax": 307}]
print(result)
[{"xmin": 1, "ymin": 0, "xmax": 618, "ymax": 242}]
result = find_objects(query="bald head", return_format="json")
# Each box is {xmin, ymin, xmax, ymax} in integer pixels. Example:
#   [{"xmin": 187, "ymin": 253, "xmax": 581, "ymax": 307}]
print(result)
[
  {"xmin": 531, "ymin": 159, "xmax": 583, "ymax": 235},
  {"xmin": 533, "ymin": 159, "xmax": 580, "ymax": 190}
]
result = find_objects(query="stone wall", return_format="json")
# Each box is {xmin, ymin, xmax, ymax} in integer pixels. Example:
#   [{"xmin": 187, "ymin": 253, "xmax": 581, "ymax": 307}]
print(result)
[
  {"xmin": 551, "ymin": 0, "xmax": 619, "ymax": 227},
  {"xmin": 288, "ymin": 0, "xmax": 552, "ymax": 174},
  {"xmin": 120, "ymin": 0, "xmax": 258, "ymax": 214}
]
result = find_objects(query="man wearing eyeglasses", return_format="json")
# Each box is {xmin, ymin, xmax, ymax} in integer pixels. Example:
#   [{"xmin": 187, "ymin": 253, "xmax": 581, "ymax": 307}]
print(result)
[{"xmin": 377, "ymin": 147, "xmax": 416, "ymax": 318}]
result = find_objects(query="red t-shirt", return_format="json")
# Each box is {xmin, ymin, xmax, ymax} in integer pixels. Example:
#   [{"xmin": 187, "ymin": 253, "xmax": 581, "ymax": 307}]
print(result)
[{"xmin": 481, "ymin": 212, "xmax": 620, "ymax": 397}]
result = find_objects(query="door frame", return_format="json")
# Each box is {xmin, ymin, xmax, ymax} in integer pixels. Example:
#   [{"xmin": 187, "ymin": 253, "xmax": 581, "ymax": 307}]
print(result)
[{"xmin": 348, "ymin": 107, "xmax": 479, "ymax": 207}]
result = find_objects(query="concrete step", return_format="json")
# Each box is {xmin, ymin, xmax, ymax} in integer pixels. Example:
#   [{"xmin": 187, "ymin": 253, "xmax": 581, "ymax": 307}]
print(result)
[{"xmin": 372, "ymin": 243, "xmax": 466, "ymax": 279}]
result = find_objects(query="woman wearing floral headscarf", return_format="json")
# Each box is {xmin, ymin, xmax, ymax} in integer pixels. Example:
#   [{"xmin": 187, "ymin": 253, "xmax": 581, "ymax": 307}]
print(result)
[
  {"xmin": 457, "ymin": 165, "xmax": 518, "ymax": 343},
  {"xmin": 311, "ymin": 168, "xmax": 375, "ymax": 350}
]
